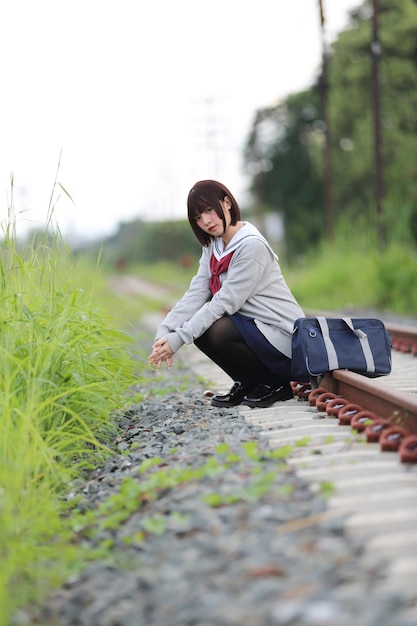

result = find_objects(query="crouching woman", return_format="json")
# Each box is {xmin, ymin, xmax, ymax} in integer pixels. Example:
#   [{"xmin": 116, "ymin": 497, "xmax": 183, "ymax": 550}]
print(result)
[{"xmin": 148, "ymin": 179, "xmax": 305, "ymax": 408}]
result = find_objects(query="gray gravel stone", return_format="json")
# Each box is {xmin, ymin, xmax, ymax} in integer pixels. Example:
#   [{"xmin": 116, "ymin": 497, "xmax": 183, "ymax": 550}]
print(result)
[{"xmin": 16, "ymin": 363, "xmax": 415, "ymax": 626}]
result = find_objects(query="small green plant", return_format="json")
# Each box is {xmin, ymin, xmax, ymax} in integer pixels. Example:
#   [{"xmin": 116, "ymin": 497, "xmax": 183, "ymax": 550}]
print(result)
[
  {"xmin": 242, "ymin": 441, "xmax": 262, "ymax": 460},
  {"xmin": 320, "ymin": 481, "xmax": 336, "ymax": 499},
  {"xmin": 295, "ymin": 437, "xmax": 312, "ymax": 447},
  {"xmin": 215, "ymin": 442, "xmax": 231, "ymax": 455},
  {"xmin": 141, "ymin": 515, "xmax": 167, "ymax": 535},
  {"xmin": 71, "ymin": 441, "xmax": 295, "ymax": 542},
  {"xmin": 267, "ymin": 446, "xmax": 293, "ymax": 459}
]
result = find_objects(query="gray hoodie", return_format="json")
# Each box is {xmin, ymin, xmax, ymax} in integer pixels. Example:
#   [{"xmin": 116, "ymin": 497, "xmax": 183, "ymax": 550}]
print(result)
[{"xmin": 155, "ymin": 222, "xmax": 304, "ymax": 357}]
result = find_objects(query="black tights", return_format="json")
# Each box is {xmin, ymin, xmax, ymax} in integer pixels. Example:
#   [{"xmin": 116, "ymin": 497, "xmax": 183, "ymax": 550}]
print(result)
[{"xmin": 194, "ymin": 317, "xmax": 286, "ymax": 389}]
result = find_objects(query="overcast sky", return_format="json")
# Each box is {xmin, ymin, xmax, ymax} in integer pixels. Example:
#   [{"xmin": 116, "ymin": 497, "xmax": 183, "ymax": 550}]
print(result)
[{"xmin": 0, "ymin": 0, "xmax": 362, "ymax": 241}]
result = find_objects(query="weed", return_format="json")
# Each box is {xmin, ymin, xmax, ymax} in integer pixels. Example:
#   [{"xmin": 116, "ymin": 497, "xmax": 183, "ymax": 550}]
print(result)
[
  {"xmin": 0, "ymin": 191, "xmax": 140, "ymax": 624},
  {"xmin": 72, "ymin": 442, "xmax": 295, "ymax": 541},
  {"xmin": 295, "ymin": 437, "xmax": 312, "ymax": 447},
  {"xmin": 320, "ymin": 481, "xmax": 336, "ymax": 499}
]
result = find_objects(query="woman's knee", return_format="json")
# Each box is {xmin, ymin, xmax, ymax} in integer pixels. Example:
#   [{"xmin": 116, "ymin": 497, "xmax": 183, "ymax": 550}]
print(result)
[
  {"xmin": 209, "ymin": 317, "xmax": 237, "ymax": 348},
  {"xmin": 196, "ymin": 317, "xmax": 236, "ymax": 352}
]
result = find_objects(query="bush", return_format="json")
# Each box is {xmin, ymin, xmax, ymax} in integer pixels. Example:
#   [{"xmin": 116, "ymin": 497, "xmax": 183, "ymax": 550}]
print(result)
[{"xmin": 374, "ymin": 244, "xmax": 417, "ymax": 313}]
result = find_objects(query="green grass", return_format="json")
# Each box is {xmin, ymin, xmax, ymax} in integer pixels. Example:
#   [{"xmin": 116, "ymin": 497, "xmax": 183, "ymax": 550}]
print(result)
[
  {"xmin": 0, "ymin": 222, "xmax": 141, "ymax": 623},
  {"xmin": 131, "ymin": 260, "xmax": 198, "ymax": 291},
  {"xmin": 70, "ymin": 256, "xmax": 165, "ymax": 327},
  {"xmin": 128, "ymin": 239, "xmax": 417, "ymax": 319},
  {"xmin": 286, "ymin": 239, "xmax": 417, "ymax": 318}
]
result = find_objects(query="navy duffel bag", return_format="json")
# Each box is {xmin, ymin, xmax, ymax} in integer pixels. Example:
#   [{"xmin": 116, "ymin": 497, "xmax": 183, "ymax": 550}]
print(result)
[{"xmin": 291, "ymin": 316, "xmax": 392, "ymax": 380}]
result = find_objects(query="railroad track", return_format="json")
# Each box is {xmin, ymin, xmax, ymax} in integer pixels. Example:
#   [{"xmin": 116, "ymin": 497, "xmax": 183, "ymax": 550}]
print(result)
[
  {"xmin": 189, "ymin": 320, "xmax": 417, "ymax": 462},
  {"xmin": 185, "ymin": 319, "xmax": 417, "ymax": 614},
  {"xmin": 304, "ymin": 322, "xmax": 417, "ymax": 459}
]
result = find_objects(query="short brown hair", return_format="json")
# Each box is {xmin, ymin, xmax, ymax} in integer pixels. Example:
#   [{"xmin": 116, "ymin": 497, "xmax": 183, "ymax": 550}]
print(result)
[{"xmin": 187, "ymin": 180, "xmax": 241, "ymax": 246}]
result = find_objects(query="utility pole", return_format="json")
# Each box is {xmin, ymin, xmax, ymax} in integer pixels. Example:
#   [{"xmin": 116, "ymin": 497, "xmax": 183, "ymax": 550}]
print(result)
[
  {"xmin": 371, "ymin": 0, "xmax": 385, "ymax": 248},
  {"xmin": 318, "ymin": 0, "xmax": 335, "ymax": 241}
]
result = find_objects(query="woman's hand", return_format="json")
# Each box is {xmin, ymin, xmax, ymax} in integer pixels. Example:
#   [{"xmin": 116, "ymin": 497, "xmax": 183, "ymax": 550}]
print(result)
[{"xmin": 148, "ymin": 336, "xmax": 175, "ymax": 370}]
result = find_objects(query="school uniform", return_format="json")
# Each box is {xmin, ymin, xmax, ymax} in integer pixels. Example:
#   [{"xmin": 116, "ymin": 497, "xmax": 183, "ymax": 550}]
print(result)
[{"xmin": 155, "ymin": 221, "xmax": 304, "ymax": 379}]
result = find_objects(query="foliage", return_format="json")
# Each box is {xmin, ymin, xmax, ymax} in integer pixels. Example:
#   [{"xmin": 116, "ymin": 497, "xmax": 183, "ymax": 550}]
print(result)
[
  {"xmin": 69, "ymin": 441, "xmax": 295, "ymax": 544},
  {"xmin": 131, "ymin": 242, "xmax": 417, "ymax": 318},
  {"xmin": 373, "ymin": 244, "xmax": 417, "ymax": 313},
  {"xmin": 243, "ymin": 0, "xmax": 417, "ymax": 257},
  {"xmin": 70, "ymin": 257, "xmax": 186, "ymax": 334},
  {"xmin": 0, "ymin": 218, "xmax": 139, "ymax": 624},
  {"xmin": 129, "ymin": 260, "xmax": 198, "ymax": 290},
  {"xmin": 329, "ymin": 0, "xmax": 417, "ymax": 241},
  {"xmin": 81, "ymin": 219, "xmax": 201, "ymax": 269},
  {"xmin": 286, "ymin": 232, "xmax": 417, "ymax": 317},
  {"xmin": 244, "ymin": 90, "xmax": 325, "ymax": 257}
]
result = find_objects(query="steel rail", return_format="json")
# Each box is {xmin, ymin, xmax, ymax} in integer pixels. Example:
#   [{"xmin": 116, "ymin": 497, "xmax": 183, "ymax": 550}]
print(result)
[
  {"xmin": 320, "ymin": 369, "xmax": 417, "ymax": 433},
  {"xmin": 318, "ymin": 322, "xmax": 417, "ymax": 434},
  {"xmin": 387, "ymin": 323, "xmax": 417, "ymax": 354}
]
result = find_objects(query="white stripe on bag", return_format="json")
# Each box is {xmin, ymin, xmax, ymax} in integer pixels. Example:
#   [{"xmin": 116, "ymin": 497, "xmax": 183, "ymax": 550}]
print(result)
[
  {"xmin": 342, "ymin": 318, "xmax": 375, "ymax": 373},
  {"xmin": 317, "ymin": 317, "xmax": 339, "ymax": 371}
]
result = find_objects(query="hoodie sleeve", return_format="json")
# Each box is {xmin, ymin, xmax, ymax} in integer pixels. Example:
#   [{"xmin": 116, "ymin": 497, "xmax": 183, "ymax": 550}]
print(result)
[
  {"xmin": 154, "ymin": 248, "xmax": 211, "ymax": 351},
  {"xmin": 163, "ymin": 239, "xmax": 273, "ymax": 352}
]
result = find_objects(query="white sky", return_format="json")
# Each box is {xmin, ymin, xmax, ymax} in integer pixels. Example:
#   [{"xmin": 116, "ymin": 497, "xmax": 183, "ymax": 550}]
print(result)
[{"xmin": 0, "ymin": 0, "xmax": 361, "ymax": 242}]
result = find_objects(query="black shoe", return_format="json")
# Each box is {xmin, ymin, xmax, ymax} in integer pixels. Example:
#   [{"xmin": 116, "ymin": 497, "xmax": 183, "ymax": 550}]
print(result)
[
  {"xmin": 242, "ymin": 383, "xmax": 293, "ymax": 408},
  {"xmin": 211, "ymin": 381, "xmax": 252, "ymax": 408}
]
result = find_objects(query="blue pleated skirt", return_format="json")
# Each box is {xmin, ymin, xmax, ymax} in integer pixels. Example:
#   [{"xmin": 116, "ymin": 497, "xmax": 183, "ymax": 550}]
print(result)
[{"xmin": 229, "ymin": 312, "xmax": 293, "ymax": 381}]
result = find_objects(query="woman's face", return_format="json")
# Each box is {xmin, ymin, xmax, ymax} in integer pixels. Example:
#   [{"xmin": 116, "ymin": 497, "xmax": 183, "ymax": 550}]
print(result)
[{"xmin": 194, "ymin": 197, "xmax": 231, "ymax": 238}]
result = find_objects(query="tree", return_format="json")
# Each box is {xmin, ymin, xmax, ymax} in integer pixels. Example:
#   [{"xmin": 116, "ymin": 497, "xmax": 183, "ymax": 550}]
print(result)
[
  {"xmin": 327, "ymin": 0, "xmax": 417, "ymax": 242},
  {"xmin": 244, "ymin": 0, "xmax": 417, "ymax": 253},
  {"xmin": 244, "ymin": 90, "xmax": 325, "ymax": 258}
]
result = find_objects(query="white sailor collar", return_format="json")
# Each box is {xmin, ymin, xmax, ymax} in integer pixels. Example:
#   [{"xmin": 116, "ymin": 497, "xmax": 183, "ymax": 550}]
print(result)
[{"xmin": 211, "ymin": 221, "xmax": 278, "ymax": 262}]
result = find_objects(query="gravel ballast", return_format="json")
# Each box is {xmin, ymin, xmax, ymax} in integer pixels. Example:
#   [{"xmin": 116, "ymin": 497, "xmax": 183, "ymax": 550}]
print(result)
[{"xmin": 17, "ymin": 360, "xmax": 416, "ymax": 626}]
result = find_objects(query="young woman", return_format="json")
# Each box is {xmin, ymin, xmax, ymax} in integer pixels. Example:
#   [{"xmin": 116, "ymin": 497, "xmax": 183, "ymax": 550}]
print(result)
[{"xmin": 148, "ymin": 180, "xmax": 305, "ymax": 408}]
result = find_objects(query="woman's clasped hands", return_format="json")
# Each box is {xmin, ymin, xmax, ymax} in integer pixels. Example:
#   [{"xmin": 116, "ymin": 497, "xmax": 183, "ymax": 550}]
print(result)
[{"xmin": 148, "ymin": 336, "xmax": 175, "ymax": 370}]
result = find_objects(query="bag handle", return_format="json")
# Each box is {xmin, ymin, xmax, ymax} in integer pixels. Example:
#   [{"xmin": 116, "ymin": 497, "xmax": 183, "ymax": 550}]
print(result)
[
  {"xmin": 341, "ymin": 319, "xmax": 375, "ymax": 372},
  {"xmin": 316, "ymin": 317, "xmax": 376, "ymax": 374},
  {"xmin": 316, "ymin": 317, "xmax": 339, "ymax": 370},
  {"xmin": 341, "ymin": 317, "xmax": 367, "ymax": 339}
]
